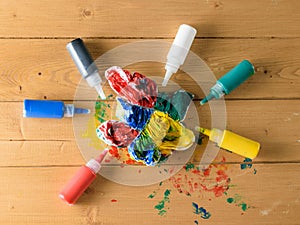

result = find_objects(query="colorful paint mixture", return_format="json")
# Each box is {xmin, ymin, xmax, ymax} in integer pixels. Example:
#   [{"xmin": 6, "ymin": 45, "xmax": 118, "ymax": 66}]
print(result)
[
  {"xmin": 95, "ymin": 66, "xmax": 195, "ymax": 166},
  {"xmin": 88, "ymin": 67, "xmax": 255, "ymax": 221}
]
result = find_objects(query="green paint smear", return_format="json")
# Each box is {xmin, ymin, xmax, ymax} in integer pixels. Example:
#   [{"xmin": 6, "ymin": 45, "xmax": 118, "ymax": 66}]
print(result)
[
  {"xmin": 148, "ymin": 191, "xmax": 156, "ymax": 199},
  {"xmin": 226, "ymin": 194, "xmax": 250, "ymax": 211},
  {"xmin": 159, "ymin": 181, "xmax": 163, "ymax": 186},
  {"xmin": 227, "ymin": 198, "xmax": 234, "ymax": 204},
  {"xmin": 238, "ymin": 203, "xmax": 248, "ymax": 211},
  {"xmin": 254, "ymin": 168, "xmax": 257, "ymax": 174},
  {"xmin": 158, "ymin": 210, "xmax": 167, "ymax": 216},
  {"xmin": 94, "ymin": 94, "xmax": 113, "ymax": 123},
  {"xmin": 154, "ymin": 201, "xmax": 165, "ymax": 210},
  {"xmin": 164, "ymin": 189, "xmax": 171, "ymax": 197},
  {"xmin": 185, "ymin": 162, "xmax": 195, "ymax": 171},
  {"xmin": 154, "ymin": 189, "xmax": 171, "ymax": 216}
]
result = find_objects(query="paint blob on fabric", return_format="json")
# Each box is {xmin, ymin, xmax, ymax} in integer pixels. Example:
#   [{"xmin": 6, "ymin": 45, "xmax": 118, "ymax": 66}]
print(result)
[
  {"xmin": 96, "ymin": 120, "xmax": 139, "ymax": 147},
  {"xmin": 95, "ymin": 66, "xmax": 195, "ymax": 166},
  {"xmin": 105, "ymin": 66, "xmax": 157, "ymax": 108}
]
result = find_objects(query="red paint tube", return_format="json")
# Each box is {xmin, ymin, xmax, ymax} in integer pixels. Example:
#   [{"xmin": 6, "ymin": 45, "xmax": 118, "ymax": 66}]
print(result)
[{"xmin": 59, "ymin": 149, "xmax": 108, "ymax": 205}]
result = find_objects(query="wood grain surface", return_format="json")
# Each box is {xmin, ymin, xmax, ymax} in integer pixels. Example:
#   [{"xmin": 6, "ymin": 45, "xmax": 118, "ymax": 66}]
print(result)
[{"xmin": 0, "ymin": 1, "xmax": 299, "ymax": 224}]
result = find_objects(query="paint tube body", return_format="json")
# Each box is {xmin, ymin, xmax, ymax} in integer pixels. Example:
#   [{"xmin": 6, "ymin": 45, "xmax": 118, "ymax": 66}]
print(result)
[{"xmin": 199, "ymin": 127, "xmax": 260, "ymax": 159}]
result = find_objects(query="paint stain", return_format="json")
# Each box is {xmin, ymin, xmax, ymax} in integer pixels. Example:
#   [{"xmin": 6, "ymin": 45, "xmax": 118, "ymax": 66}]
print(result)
[
  {"xmin": 184, "ymin": 162, "xmax": 195, "ymax": 171},
  {"xmin": 194, "ymin": 220, "xmax": 199, "ymax": 225},
  {"xmin": 254, "ymin": 168, "xmax": 257, "ymax": 174},
  {"xmin": 169, "ymin": 157, "xmax": 230, "ymax": 197},
  {"xmin": 148, "ymin": 191, "xmax": 157, "ymax": 199},
  {"xmin": 240, "ymin": 158, "xmax": 253, "ymax": 170},
  {"xmin": 226, "ymin": 194, "xmax": 250, "ymax": 211},
  {"xmin": 111, "ymin": 199, "xmax": 117, "ymax": 203},
  {"xmin": 192, "ymin": 202, "xmax": 211, "ymax": 219},
  {"xmin": 94, "ymin": 94, "xmax": 113, "ymax": 124},
  {"xmin": 154, "ymin": 189, "xmax": 171, "ymax": 216}
]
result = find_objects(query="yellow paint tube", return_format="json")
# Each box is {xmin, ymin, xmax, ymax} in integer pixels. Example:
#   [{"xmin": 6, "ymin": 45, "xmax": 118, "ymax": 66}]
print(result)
[{"xmin": 197, "ymin": 127, "xmax": 260, "ymax": 159}]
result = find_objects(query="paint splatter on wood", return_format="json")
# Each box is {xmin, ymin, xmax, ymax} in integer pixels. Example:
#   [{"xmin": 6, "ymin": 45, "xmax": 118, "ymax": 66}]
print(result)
[
  {"xmin": 154, "ymin": 189, "xmax": 171, "ymax": 216},
  {"xmin": 192, "ymin": 202, "xmax": 211, "ymax": 219},
  {"xmin": 226, "ymin": 194, "xmax": 250, "ymax": 211}
]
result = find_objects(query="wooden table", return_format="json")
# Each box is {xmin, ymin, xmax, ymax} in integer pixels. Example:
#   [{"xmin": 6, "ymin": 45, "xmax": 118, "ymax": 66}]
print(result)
[{"xmin": 0, "ymin": 1, "xmax": 299, "ymax": 224}]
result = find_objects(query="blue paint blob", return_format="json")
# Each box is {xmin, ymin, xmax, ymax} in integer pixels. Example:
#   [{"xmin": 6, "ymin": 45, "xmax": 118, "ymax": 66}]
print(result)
[
  {"xmin": 117, "ymin": 97, "xmax": 154, "ymax": 131},
  {"xmin": 192, "ymin": 202, "xmax": 211, "ymax": 219},
  {"xmin": 240, "ymin": 158, "xmax": 253, "ymax": 170}
]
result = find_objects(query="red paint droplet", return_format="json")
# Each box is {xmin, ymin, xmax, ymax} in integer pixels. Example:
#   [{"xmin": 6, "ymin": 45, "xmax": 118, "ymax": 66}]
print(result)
[
  {"xmin": 209, "ymin": 198, "xmax": 211, "ymax": 201},
  {"xmin": 138, "ymin": 169, "xmax": 141, "ymax": 174},
  {"xmin": 111, "ymin": 199, "xmax": 117, "ymax": 202}
]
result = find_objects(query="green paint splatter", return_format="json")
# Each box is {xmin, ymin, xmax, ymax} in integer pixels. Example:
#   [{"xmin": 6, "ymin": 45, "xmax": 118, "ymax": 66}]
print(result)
[
  {"xmin": 227, "ymin": 197, "xmax": 234, "ymax": 203},
  {"xmin": 192, "ymin": 202, "xmax": 211, "ymax": 219},
  {"xmin": 185, "ymin": 162, "xmax": 195, "ymax": 171},
  {"xmin": 159, "ymin": 181, "xmax": 163, "ymax": 186},
  {"xmin": 240, "ymin": 158, "xmax": 252, "ymax": 170},
  {"xmin": 226, "ymin": 194, "xmax": 250, "ymax": 211},
  {"xmin": 254, "ymin": 168, "xmax": 257, "ymax": 174},
  {"xmin": 94, "ymin": 94, "xmax": 113, "ymax": 123},
  {"xmin": 154, "ymin": 189, "xmax": 171, "ymax": 216},
  {"xmin": 154, "ymin": 201, "xmax": 165, "ymax": 210},
  {"xmin": 148, "ymin": 191, "xmax": 156, "ymax": 199},
  {"xmin": 238, "ymin": 203, "xmax": 248, "ymax": 211}
]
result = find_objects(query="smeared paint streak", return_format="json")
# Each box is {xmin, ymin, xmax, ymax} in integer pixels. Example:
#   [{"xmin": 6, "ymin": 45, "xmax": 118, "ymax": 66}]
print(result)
[
  {"xmin": 94, "ymin": 94, "xmax": 113, "ymax": 124},
  {"xmin": 240, "ymin": 158, "xmax": 253, "ymax": 170},
  {"xmin": 226, "ymin": 194, "xmax": 250, "ymax": 211},
  {"xmin": 111, "ymin": 199, "xmax": 117, "ymax": 203},
  {"xmin": 154, "ymin": 189, "xmax": 171, "ymax": 216},
  {"xmin": 192, "ymin": 202, "xmax": 211, "ymax": 219}
]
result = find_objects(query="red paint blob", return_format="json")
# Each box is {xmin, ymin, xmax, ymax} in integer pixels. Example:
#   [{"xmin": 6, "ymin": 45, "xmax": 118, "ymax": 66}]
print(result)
[
  {"xmin": 111, "ymin": 199, "xmax": 118, "ymax": 203},
  {"xmin": 99, "ymin": 121, "xmax": 138, "ymax": 147},
  {"xmin": 105, "ymin": 66, "xmax": 157, "ymax": 108}
]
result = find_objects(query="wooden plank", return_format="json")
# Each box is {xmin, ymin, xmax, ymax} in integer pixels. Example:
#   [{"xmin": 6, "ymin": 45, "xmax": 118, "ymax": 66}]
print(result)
[
  {"xmin": 0, "ymin": 39, "xmax": 299, "ymax": 101},
  {"xmin": 0, "ymin": 0, "xmax": 299, "ymax": 38},
  {"xmin": 0, "ymin": 100, "xmax": 298, "ymax": 164},
  {"xmin": 0, "ymin": 164, "xmax": 299, "ymax": 224},
  {"xmin": 0, "ymin": 141, "xmax": 83, "ymax": 166}
]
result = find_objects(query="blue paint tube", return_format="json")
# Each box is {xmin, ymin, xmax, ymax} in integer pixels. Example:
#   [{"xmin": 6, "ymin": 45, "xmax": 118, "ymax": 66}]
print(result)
[{"xmin": 23, "ymin": 99, "xmax": 90, "ymax": 119}]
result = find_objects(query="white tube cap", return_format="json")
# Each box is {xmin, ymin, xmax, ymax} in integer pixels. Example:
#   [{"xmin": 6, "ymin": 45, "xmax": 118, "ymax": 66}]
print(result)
[{"xmin": 173, "ymin": 24, "xmax": 197, "ymax": 50}]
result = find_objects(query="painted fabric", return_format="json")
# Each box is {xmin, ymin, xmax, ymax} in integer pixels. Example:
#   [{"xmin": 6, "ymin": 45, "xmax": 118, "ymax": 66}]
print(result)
[{"xmin": 97, "ymin": 66, "xmax": 195, "ymax": 166}]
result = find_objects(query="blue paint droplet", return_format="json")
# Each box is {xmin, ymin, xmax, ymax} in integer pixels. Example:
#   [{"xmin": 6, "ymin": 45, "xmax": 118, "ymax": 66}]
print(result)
[{"xmin": 240, "ymin": 158, "xmax": 253, "ymax": 170}]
